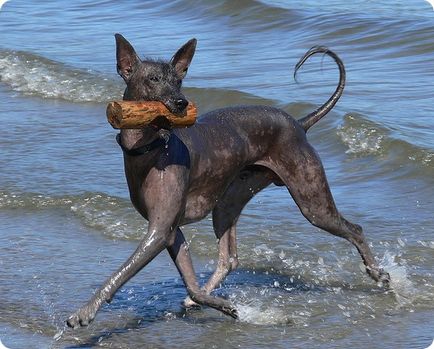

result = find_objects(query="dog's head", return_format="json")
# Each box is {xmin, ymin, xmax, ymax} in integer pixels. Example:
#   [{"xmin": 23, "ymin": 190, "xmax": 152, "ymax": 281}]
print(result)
[{"xmin": 115, "ymin": 34, "xmax": 196, "ymax": 115}]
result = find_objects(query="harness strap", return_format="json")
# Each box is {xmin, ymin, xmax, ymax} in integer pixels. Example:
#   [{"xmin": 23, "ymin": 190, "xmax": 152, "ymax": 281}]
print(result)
[{"xmin": 116, "ymin": 133, "xmax": 167, "ymax": 156}]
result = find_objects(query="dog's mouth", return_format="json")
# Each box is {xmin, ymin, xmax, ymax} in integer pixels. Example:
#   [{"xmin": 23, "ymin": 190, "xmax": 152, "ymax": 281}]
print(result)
[
  {"xmin": 150, "ymin": 115, "xmax": 172, "ymax": 130},
  {"xmin": 163, "ymin": 98, "xmax": 189, "ymax": 116},
  {"xmin": 148, "ymin": 99, "xmax": 191, "ymax": 130}
]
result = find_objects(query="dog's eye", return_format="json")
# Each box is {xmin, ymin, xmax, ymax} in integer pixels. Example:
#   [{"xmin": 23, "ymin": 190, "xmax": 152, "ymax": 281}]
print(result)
[{"xmin": 149, "ymin": 75, "xmax": 161, "ymax": 83}]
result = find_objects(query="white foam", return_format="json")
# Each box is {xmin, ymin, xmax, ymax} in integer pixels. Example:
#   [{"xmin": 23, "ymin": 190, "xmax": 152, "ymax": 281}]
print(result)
[
  {"xmin": 337, "ymin": 115, "xmax": 385, "ymax": 155},
  {"xmin": 0, "ymin": 50, "xmax": 121, "ymax": 102},
  {"xmin": 235, "ymin": 302, "xmax": 293, "ymax": 325},
  {"xmin": 70, "ymin": 194, "xmax": 146, "ymax": 240}
]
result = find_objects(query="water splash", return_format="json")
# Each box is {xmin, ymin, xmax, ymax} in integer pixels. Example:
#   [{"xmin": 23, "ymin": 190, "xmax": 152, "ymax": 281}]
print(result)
[
  {"xmin": 227, "ymin": 279, "xmax": 313, "ymax": 327},
  {"xmin": 379, "ymin": 251, "xmax": 417, "ymax": 306},
  {"xmin": 235, "ymin": 302, "xmax": 294, "ymax": 325}
]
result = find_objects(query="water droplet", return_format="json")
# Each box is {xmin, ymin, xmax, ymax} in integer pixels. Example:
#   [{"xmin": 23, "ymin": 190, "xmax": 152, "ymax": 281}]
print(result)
[
  {"xmin": 397, "ymin": 238, "xmax": 405, "ymax": 247},
  {"xmin": 53, "ymin": 329, "xmax": 64, "ymax": 341}
]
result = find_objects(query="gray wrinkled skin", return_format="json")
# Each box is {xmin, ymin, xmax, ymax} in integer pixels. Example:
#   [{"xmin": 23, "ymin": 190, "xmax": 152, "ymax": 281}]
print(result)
[{"xmin": 67, "ymin": 35, "xmax": 389, "ymax": 329}]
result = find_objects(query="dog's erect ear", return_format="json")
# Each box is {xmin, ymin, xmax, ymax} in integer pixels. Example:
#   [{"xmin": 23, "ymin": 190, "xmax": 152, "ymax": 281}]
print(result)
[
  {"xmin": 115, "ymin": 33, "xmax": 140, "ymax": 82},
  {"xmin": 170, "ymin": 38, "xmax": 197, "ymax": 79}
]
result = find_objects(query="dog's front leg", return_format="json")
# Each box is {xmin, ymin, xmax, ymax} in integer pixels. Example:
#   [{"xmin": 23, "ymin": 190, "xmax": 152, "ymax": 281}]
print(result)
[
  {"xmin": 66, "ymin": 226, "xmax": 168, "ymax": 328},
  {"xmin": 67, "ymin": 164, "xmax": 190, "ymax": 328}
]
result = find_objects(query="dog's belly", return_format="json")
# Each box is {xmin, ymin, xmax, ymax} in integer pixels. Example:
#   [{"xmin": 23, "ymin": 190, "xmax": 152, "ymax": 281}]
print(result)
[
  {"xmin": 182, "ymin": 183, "xmax": 228, "ymax": 224},
  {"xmin": 181, "ymin": 165, "xmax": 283, "ymax": 225}
]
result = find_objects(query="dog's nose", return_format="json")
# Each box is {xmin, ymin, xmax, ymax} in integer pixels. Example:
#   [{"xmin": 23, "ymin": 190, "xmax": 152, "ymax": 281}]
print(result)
[{"xmin": 175, "ymin": 98, "xmax": 188, "ymax": 111}]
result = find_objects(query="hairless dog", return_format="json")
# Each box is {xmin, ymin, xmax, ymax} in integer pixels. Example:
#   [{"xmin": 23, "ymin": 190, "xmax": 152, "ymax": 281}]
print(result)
[{"xmin": 67, "ymin": 34, "xmax": 390, "ymax": 328}]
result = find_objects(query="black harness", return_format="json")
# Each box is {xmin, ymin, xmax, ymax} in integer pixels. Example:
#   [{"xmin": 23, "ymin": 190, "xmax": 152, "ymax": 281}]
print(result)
[{"xmin": 116, "ymin": 133, "xmax": 168, "ymax": 156}]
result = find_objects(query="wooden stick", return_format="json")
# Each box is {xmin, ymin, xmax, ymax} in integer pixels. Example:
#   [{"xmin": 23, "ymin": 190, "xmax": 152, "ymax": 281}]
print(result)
[{"xmin": 106, "ymin": 100, "xmax": 197, "ymax": 129}]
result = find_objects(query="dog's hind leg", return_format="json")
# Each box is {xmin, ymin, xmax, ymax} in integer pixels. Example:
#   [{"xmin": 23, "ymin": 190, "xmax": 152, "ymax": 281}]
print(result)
[
  {"xmin": 264, "ymin": 143, "xmax": 389, "ymax": 285},
  {"xmin": 210, "ymin": 168, "xmax": 275, "ymax": 290},
  {"xmin": 184, "ymin": 167, "xmax": 274, "ymax": 307}
]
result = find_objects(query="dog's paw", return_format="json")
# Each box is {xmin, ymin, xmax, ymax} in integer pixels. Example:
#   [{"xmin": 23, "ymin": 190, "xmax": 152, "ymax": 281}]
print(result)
[
  {"xmin": 222, "ymin": 305, "xmax": 238, "ymax": 320},
  {"xmin": 369, "ymin": 267, "xmax": 391, "ymax": 288},
  {"xmin": 378, "ymin": 269, "xmax": 391, "ymax": 288},
  {"xmin": 66, "ymin": 306, "xmax": 97, "ymax": 329}
]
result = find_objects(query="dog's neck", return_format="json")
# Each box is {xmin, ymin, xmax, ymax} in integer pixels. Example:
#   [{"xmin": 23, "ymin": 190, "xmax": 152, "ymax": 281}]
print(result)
[
  {"xmin": 119, "ymin": 128, "xmax": 159, "ymax": 151},
  {"xmin": 119, "ymin": 128, "xmax": 171, "ymax": 153}
]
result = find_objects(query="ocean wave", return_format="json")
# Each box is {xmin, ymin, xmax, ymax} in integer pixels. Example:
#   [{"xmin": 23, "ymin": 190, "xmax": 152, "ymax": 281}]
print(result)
[
  {"xmin": 0, "ymin": 49, "xmax": 123, "ymax": 103},
  {"xmin": 188, "ymin": 86, "xmax": 276, "ymax": 113},
  {"xmin": 157, "ymin": 0, "xmax": 300, "ymax": 30},
  {"xmin": 0, "ymin": 191, "xmax": 147, "ymax": 240},
  {"xmin": 337, "ymin": 113, "xmax": 434, "ymax": 178},
  {"xmin": 337, "ymin": 114, "xmax": 388, "ymax": 156},
  {"xmin": 69, "ymin": 193, "xmax": 148, "ymax": 240},
  {"xmin": 0, "ymin": 48, "xmax": 274, "ymax": 109}
]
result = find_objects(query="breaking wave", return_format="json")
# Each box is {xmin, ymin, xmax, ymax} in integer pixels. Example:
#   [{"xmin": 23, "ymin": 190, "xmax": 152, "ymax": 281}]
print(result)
[
  {"xmin": 0, "ymin": 49, "xmax": 123, "ymax": 103},
  {"xmin": 0, "ymin": 49, "xmax": 274, "ymax": 112},
  {"xmin": 336, "ymin": 113, "xmax": 434, "ymax": 179},
  {"xmin": 0, "ymin": 190, "xmax": 147, "ymax": 240}
]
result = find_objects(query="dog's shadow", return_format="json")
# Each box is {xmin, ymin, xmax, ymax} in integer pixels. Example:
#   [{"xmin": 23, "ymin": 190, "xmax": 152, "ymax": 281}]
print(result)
[
  {"xmin": 63, "ymin": 268, "xmax": 378, "ymax": 348},
  {"xmin": 62, "ymin": 279, "xmax": 189, "ymax": 348}
]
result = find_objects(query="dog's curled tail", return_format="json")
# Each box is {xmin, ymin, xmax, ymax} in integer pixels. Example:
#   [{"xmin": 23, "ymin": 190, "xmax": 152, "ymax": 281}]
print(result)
[{"xmin": 294, "ymin": 46, "xmax": 346, "ymax": 132}]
